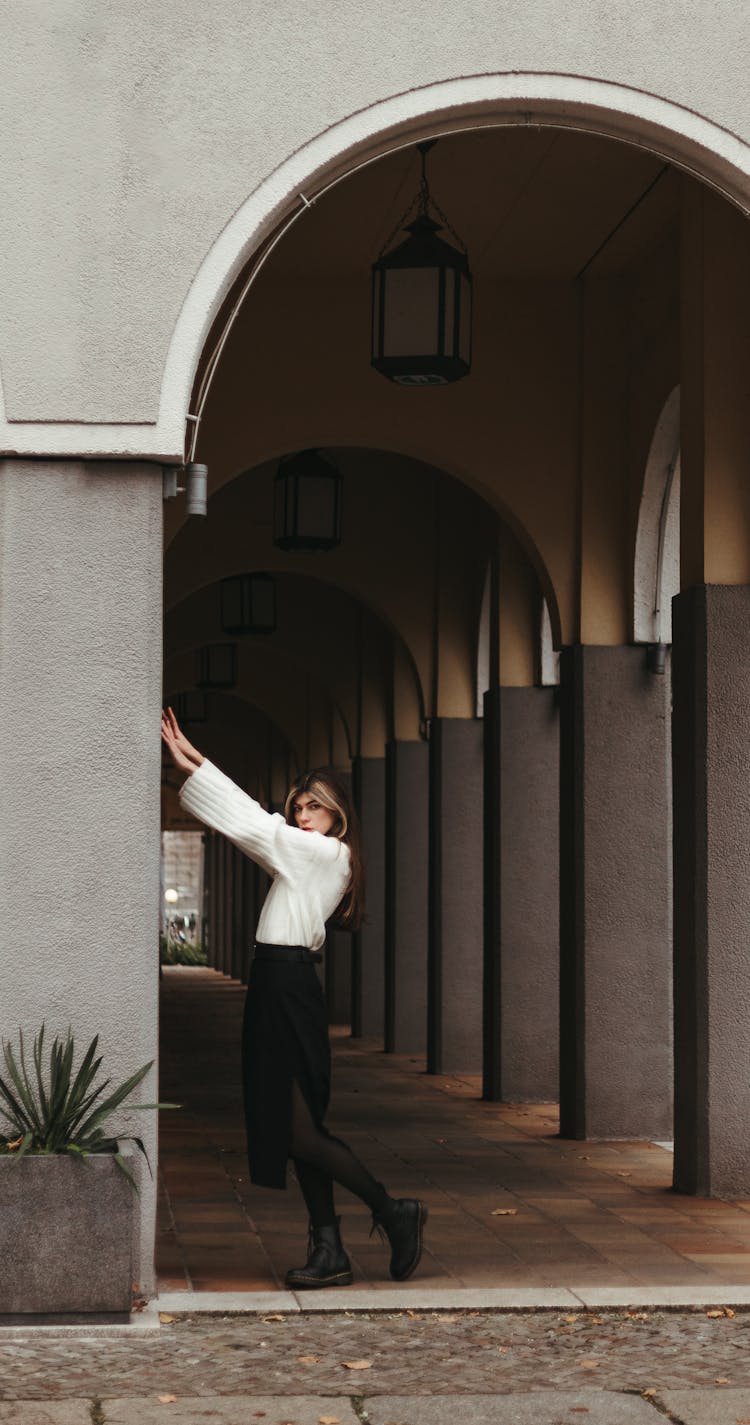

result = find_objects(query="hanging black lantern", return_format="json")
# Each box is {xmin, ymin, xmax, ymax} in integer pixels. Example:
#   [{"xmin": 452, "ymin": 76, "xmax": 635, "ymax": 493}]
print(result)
[
  {"xmin": 220, "ymin": 573, "xmax": 276, "ymax": 634},
  {"xmin": 173, "ymin": 690, "xmax": 208, "ymax": 724},
  {"xmin": 273, "ymin": 448, "xmax": 342, "ymax": 551},
  {"xmin": 371, "ymin": 139, "xmax": 472, "ymax": 386},
  {"xmin": 197, "ymin": 643, "xmax": 237, "ymax": 688}
]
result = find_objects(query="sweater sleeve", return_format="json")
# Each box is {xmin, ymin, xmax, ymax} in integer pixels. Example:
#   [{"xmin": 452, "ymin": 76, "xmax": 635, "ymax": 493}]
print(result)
[{"xmin": 178, "ymin": 758, "xmax": 342, "ymax": 879}]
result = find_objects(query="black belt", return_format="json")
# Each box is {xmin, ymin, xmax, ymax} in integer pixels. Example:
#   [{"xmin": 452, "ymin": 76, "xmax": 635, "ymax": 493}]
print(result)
[{"xmin": 253, "ymin": 942, "xmax": 322, "ymax": 964}]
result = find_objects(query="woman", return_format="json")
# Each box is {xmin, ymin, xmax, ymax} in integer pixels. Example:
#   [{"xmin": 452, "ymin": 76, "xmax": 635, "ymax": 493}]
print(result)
[{"xmin": 161, "ymin": 707, "xmax": 427, "ymax": 1289}]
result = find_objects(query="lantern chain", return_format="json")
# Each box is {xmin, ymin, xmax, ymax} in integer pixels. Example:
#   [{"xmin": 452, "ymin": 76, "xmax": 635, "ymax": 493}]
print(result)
[{"xmin": 376, "ymin": 143, "xmax": 468, "ymax": 260}]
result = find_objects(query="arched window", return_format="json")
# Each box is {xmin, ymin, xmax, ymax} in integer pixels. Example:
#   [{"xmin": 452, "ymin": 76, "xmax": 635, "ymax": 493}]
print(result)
[
  {"xmin": 634, "ymin": 386, "xmax": 681, "ymax": 646},
  {"xmin": 476, "ymin": 562, "xmax": 491, "ymax": 717},
  {"xmin": 539, "ymin": 599, "xmax": 560, "ymax": 687}
]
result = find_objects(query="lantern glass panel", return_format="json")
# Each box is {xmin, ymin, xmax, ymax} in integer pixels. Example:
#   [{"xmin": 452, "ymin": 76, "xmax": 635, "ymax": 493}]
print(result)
[
  {"xmin": 199, "ymin": 643, "xmax": 236, "ymax": 687},
  {"xmin": 221, "ymin": 578, "xmax": 243, "ymax": 631},
  {"xmin": 459, "ymin": 270, "xmax": 472, "ymax": 365},
  {"xmin": 273, "ymin": 476, "xmax": 288, "ymax": 545},
  {"xmin": 382, "ymin": 267, "xmax": 440, "ymax": 357},
  {"xmin": 443, "ymin": 267, "xmax": 455, "ymax": 354},
  {"xmin": 176, "ymin": 690, "xmax": 207, "ymax": 724},
  {"xmin": 251, "ymin": 576, "xmax": 276, "ymax": 630},
  {"xmin": 296, "ymin": 475, "xmax": 339, "ymax": 541}
]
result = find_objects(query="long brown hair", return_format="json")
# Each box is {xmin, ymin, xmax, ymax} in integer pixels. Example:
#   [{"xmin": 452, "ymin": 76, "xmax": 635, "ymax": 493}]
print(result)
[{"xmin": 284, "ymin": 767, "xmax": 364, "ymax": 931}]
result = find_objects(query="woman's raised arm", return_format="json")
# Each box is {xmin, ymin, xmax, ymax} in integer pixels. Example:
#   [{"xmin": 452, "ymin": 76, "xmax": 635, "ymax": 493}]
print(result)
[{"xmin": 161, "ymin": 707, "xmax": 205, "ymax": 778}]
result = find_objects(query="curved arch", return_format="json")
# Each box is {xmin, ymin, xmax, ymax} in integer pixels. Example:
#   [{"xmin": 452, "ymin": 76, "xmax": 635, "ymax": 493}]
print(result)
[
  {"xmin": 163, "ymin": 78, "xmax": 750, "ymax": 464},
  {"xmin": 165, "ymin": 639, "xmax": 354, "ymax": 765},
  {"xmin": 4, "ymin": 74, "xmax": 749, "ymax": 460},
  {"xmin": 634, "ymin": 386, "xmax": 681, "ymax": 644},
  {"xmin": 165, "ymin": 571, "xmax": 426, "ymax": 745},
  {"xmin": 166, "ymin": 443, "xmax": 564, "ymax": 652}
]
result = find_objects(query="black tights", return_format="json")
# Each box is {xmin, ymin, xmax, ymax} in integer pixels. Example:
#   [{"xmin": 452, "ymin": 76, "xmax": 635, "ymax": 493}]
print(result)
[{"xmin": 289, "ymin": 1081, "xmax": 389, "ymax": 1228}]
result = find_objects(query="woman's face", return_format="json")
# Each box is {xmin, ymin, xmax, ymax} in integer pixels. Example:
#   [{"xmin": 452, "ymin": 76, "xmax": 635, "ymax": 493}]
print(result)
[{"xmin": 292, "ymin": 791, "xmax": 336, "ymax": 836}]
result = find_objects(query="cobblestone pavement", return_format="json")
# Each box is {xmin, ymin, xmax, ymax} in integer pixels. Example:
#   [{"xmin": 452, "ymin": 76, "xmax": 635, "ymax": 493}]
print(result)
[{"xmin": 2, "ymin": 1309, "xmax": 750, "ymax": 1403}]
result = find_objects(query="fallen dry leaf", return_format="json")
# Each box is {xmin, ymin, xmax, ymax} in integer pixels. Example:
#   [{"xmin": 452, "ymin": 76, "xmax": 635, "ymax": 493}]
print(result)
[
  {"xmin": 159, "ymin": 1313, "xmax": 176, "ymax": 1324},
  {"xmin": 262, "ymin": 1313, "xmax": 285, "ymax": 1322},
  {"xmin": 580, "ymin": 1359, "xmax": 600, "ymax": 1369},
  {"xmin": 341, "ymin": 1360, "xmax": 372, "ymax": 1370},
  {"xmin": 438, "ymin": 1314, "xmax": 459, "ymax": 1322},
  {"xmin": 642, "ymin": 1389, "xmax": 657, "ymax": 1398},
  {"xmin": 616, "ymin": 1171, "xmax": 632, "ymax": 1178},
  {"xmin": 491, "ymin": 1208, "xmax": 518, "ymax": 1217},
  {"xmin": 725, "ymin": 1307, "xmax": 737, "ymax": 1318},
  {"xmin": 716, "ymin": 1377, "xmax": 731, "ymax": 1385},
  {"xmin": 157, "ymin": 1396, "xmax": 178, "ymax": 1405},
  {"xmin": 563, "ymin": 1315, "xmax": 579, "ymax": 1323},
  {"xmin": 297, "ymin": 1355, "xmax": 319, "ymax": 1364},
  {"xmin": 319, "ymin": 1417, "xmax": 340, "ymax": 1424}
]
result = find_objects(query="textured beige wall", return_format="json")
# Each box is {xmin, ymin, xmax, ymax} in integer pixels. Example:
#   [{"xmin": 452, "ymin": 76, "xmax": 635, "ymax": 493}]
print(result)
[
  {"xmin": 0, "ymin": 459, "xmax": 163, "ymax": 1295},
  {"xmin": 0, "ymin": 2, "xmax": 748, "ymax": 450}
]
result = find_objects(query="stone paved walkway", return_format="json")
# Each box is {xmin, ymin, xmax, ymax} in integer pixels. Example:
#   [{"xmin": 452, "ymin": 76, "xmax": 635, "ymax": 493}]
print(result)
[
  {"xmin": 3, "ymin": 1308, "xmax": 750, "ymax": 1421},
  {"xmin": 157, "ymin": 967, "xmax": 750, "ymax": 1294}
]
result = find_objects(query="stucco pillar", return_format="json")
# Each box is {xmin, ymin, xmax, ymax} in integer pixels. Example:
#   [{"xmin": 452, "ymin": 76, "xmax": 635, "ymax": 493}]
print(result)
[
  {"xmin": 427, "ymin": 718, "xmax": 484, "ymax": 1075},
  {"xmin": 206, "ymin": 831, "xmax": 219, "ymax": 968},
  {"xmin": 0, "ymin": 458, "xmax": 162, "ymax": 1297},
  {"xmin": 325, "ymin": 929, "xmax": 352, "ymax": 1026},
  {"xmin": 351, "ymin": 756, "xmax": 385, "ymax": 1039},
  {"xmin": 559, "ymin": 645, "xmax": 672, "ymax": 1140},
  {"xmin": 484, "ymin": 687, "xmax": 560, "ymax": 1101},
  {"xmin": 239, "ymin": 855, "xmax": 258, "ymax": 983},
  {"xmin": 672, "ymin": 586, "xmax": 750, "ymax": 1195},
  {"xmin": 230, "ymin": 844, "xmax": 245, "ymax": 981},
  {"xmin": 384, "ymin": 739, "xmax": 428, "ymax": 1054}
]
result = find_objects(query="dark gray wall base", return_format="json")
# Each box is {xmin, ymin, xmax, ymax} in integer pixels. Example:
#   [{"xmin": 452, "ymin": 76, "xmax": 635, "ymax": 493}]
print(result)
[
  {"xmin": 385, "ymin": 740, "xmax": 429, "ymax": 1054},
  {"xmin": 498, "ymin": 686, "xmax": 559, "ymax": 1101},
  {"xmin": 351, "ymin": 757, "xmax": 386, "ymax": 1039},
  {"xmin": 559, "ymin": 644, "xmax": 673, "ymax": 1140},
  {"xmin": 673, "ymin": 586, "xmax": 750, "ymax": 1196},
  {"xmin": 428, "ymin": 718, "xmax": 484, "ymax": 1074}
]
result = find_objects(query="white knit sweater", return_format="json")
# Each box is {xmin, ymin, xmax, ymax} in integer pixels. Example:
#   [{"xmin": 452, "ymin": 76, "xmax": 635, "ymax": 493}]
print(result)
[{"xmin": 179, "ymin": 759, "xmax": 350, "ymax": 952}]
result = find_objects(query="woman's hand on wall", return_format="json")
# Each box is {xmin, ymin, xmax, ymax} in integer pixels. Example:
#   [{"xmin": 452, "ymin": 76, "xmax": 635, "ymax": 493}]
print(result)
[{"xmin": 161, "ymin": 707, "xmax": 205, "ymax": 777}]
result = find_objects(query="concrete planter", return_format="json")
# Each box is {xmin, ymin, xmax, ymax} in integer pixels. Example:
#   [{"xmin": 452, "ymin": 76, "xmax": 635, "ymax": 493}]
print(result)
[{"xmin": 0, "ymin": 1152, "xmax": 135, "ymax": 1317}]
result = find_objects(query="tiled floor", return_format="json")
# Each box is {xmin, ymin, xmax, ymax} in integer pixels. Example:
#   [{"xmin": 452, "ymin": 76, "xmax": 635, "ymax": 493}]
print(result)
[{"xmin": 157, "ymin": 966, "xmax": 750, "ymax": 1292}]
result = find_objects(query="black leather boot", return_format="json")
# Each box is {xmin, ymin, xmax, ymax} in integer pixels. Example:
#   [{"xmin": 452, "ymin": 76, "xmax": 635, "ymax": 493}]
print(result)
[
  {"xmin": 285, "ymin": 1218, "xmax": 353, "ymax": 1290},
  {"xmin": 371, "ymin": 1192, "xmax": 428, "ymax": 1281}
]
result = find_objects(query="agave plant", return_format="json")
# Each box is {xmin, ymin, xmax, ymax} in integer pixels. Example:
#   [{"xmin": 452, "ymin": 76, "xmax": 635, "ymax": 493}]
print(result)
[{"xmin": 0, "ymin": 1025, "xmax": 174, "ymax": 1190}]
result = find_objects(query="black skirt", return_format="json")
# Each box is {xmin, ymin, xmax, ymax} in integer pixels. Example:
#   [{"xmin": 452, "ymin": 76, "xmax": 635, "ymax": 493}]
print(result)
[{"xmin": 241, "ymin": 951, "xmax": 330, "ymax": 1189}]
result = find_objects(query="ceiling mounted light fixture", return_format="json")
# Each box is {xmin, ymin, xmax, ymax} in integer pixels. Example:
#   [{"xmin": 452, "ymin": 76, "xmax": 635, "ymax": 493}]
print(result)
[
  {"xmin": 197, "ymin": 643, "xmax": 237, "ymax": 689},
  {"xmin": 371, "ymin": 139, "xmax": 472, "ymax": 386},
  {"xmin": 273, "ymin": 448, "xmax": 342, "ymax": 551},
  {"xmin": 220, "ymin": 573, "xmax": 276, "ymax": 634},
  {"xmin": 172, "ymin": 690, "xmax": 208, "ymax": 724}
]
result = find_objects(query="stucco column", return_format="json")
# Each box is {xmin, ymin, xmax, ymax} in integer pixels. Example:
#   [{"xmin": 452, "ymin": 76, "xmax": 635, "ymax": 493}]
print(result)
[
  {"xmin": 230, "ymin": 844, "xmax": 245, "ymax": 981},
  {"xmin": 239, "ymin": 855, "xmax": 258, "ymax": 983},
  {"xmin": 484, "ymin": 687, "xmax": 560, "ymax": 1101},
  {"xmin": 427, "ymin": 718, "xmax": 484, "ymax": 1075},
  {"xmin": 325, "ymin": 929, "xmax": 352, "ymax": 1026},
  {"xmin": 559, "ymin": 645, "xmax": 672, "ymax": 1140},
  {"xmin": 672, "ymin": 586, "xmax": 750, "ymax": 1195},
  {"xmin": 351, "ymin": 756, "xmax": 386, "ymax": 1039},
  {"xmin": 206, "ymin": 831, "xmax": 219, "ymax": 968},
  {"xmin": 0, "ymin": 458, "xmax": 162, "ymax": 1297},
  {"xmin": 384, "ymin": 739, "xmax": 429, "ymax": 1054}
]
